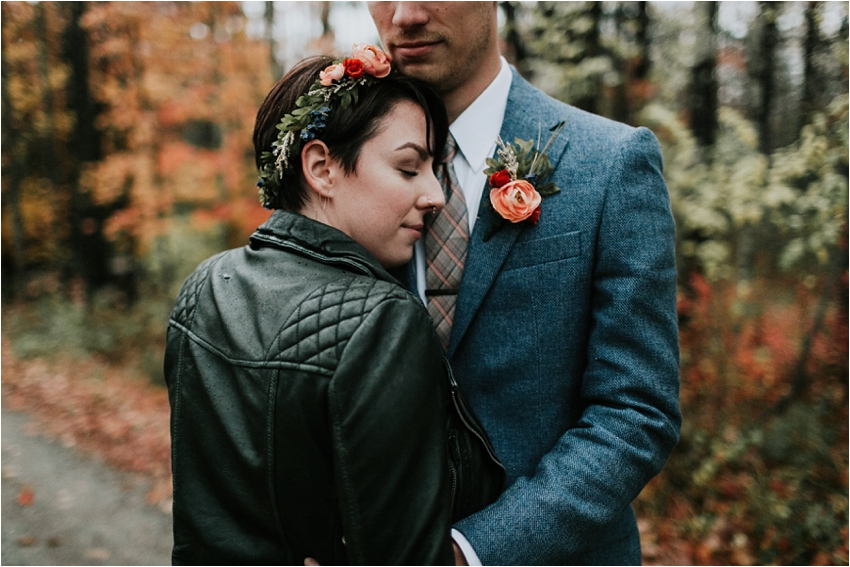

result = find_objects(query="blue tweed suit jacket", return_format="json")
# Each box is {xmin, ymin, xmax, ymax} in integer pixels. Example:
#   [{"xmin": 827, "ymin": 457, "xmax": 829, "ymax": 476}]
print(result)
[{"xmin": 427, "ymin": 69, "xmax": 682, "ymax": 565}]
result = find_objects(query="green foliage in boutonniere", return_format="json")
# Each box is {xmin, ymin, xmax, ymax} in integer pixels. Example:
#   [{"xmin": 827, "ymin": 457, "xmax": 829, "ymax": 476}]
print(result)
[{"xmin": 482, "ymin": 120, "xmax": 566, "ymax": 241}]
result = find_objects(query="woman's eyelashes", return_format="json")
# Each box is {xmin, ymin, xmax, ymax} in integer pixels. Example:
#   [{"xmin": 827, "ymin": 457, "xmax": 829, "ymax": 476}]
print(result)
[{"xmin": 397, "ymin": 159, "xmax": 420, "ymax": 177}]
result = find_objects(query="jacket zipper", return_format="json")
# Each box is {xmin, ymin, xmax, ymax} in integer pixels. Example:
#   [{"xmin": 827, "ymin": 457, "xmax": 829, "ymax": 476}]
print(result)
[
  {"xmin": 442, "ymin": 359, "xmax": 506, "ymax": 473},
  {"xmin": 447, "ymin": 431, "xmax": 459, "ymax": 513}
]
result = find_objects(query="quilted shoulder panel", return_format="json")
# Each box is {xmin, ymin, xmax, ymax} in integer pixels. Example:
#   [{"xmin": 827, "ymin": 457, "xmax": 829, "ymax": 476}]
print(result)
[
  {"xmin": 273, "ymin": 276, "xmax": 411, "ymax": 374},
  {"xmin": 170, "ymin": 251, "xmax": 228, "ymax": 327}
]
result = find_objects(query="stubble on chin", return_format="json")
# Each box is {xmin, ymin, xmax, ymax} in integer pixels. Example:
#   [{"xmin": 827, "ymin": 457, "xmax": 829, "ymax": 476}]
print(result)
[
  {"xmin": 397, "ymin": 63, "xmax": 456, "ymax": 96},
  {"xmin": 390, "ymin": 47, "xmax": 476, "ymax": 97}
]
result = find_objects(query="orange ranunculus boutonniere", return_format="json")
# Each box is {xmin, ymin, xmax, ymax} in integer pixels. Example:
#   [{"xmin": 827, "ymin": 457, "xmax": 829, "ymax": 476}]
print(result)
[
  {"xmin": 482, "ymin": 121, "xmax": 566, "ymax": 240},
  {"xmin": 490, "ymin": 180, "xmax": 542, "ymax": 223}
]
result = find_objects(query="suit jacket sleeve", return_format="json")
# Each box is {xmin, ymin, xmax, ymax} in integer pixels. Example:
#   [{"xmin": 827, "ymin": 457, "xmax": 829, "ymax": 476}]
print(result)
[
  {"xmin": 329, "ymin": 294, "xmax": 455, "ymax": 565},
  {"xmin": 454, "ymin": 127, "xmax": 681, "ymax": 564}
]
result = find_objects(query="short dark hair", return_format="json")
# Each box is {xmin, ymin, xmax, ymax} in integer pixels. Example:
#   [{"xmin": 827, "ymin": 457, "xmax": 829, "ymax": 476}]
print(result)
[{"xmin": 253, "ymin": 56, "xmax": 449, "ymax": 211}]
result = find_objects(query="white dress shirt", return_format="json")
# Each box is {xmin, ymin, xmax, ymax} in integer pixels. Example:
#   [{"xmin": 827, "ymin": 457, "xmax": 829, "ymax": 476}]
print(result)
[{"xmin": 414, "ymin": 57, "xmax": 513, "ymax": 304}]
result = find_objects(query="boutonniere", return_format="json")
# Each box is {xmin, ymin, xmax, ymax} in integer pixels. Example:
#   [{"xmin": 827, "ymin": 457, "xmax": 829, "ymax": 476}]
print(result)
[{"xmin": 482, "ymin": 121, "xmax": 566, "ymax": 241}]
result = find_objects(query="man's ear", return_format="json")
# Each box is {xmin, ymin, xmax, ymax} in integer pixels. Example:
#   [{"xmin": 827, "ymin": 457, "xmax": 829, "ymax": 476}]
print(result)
[{"xmin": 300, "ymin": 140, "xmax": 337, "ymax": 198}]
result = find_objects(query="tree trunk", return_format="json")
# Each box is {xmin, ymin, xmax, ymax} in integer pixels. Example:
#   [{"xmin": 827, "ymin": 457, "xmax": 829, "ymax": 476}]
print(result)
[
  {"xmin": 754, "ymin": 2, "xmax": 781, "ymax": 154},
  {"xmin": 61, "ymin": 2, "xmax": 115, "ymax": 294},
  {"xmin": 265, "ymin": 1, "xmax": 283, "ymax": 81},
  {"xmin": 1, "ymin": 50, "xmax": 27, "ymax": 299},
  {"xmin": 574, "ymin": 1, "xmax": 603, "ymax": 115},
  {"xmin": 634, "ymin": 1, "xmax": 650, "ymax": 81},
  {"xmin": 612, "ymin": 1, "xmax": 651, "ymax": 125},
  {"xmin": 801, "ymin": 1, "xmax": 822, "ymax": 126},
  {"xmin": 609, "ymin": 3, "xmax": 628, "ymax": 124},
  {"xmin": 500, "ymin": 2, "xmax": 527, "ymax": 72},
  {"xmin": 319, "ymin": 1, "xmax": 331, "ymax": 37},
  {"xmin": 688, "ymin": 1, "xmax": 718, "ymax": 148}
]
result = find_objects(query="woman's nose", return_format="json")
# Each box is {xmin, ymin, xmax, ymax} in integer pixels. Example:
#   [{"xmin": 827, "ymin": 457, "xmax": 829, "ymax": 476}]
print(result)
[{"xmin": 420, "ymin": 173, "xmax": 445, "ymax": 212}]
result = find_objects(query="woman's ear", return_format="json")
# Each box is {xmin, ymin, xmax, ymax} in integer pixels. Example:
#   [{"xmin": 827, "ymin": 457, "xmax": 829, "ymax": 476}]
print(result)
[{"xmin": 301, "ymin": 140, "xmax": 336, "ymax": 198}]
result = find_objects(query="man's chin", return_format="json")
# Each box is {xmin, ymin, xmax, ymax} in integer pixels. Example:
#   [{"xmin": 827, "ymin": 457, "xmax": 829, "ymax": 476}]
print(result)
[{"xmin": 393, "ymin": 61, "xmax": 450, "ymax": 91}]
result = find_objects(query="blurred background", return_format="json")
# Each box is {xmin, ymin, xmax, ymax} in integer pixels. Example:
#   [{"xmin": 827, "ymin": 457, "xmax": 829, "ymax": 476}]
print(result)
[{"xmin": 1, "ymin": 1, "xmax": 847, "ymax": 565}]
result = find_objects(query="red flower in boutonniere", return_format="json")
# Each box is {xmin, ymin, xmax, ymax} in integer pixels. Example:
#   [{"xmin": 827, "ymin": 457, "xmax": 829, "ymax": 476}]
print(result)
[
  {"xmin": 488, "ymin": 168, "xmax": 512, "ymax": 188},
  {"xmin": 482, "ymin": 121, "xmax": 566, "ymax": 240}
]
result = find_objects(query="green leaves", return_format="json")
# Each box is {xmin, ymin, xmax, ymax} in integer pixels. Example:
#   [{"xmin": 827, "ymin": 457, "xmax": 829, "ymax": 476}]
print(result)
[
  {"xmin": 642, "ymin": 95, "xmax": 848, "ymax": 282},
  {"xmin": 339, "ymin": 90, "xmax": 352, "ymax": 109}
]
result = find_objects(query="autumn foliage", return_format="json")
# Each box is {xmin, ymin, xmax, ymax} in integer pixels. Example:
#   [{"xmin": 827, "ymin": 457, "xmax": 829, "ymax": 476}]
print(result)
[
  {"xmin": 635, "ymin": 271, "xmax": 848, "ymax": 565},
  {"xmin": 1, "ymin": 3, "xmax": 847, "ymax": 565},
  {"xmin": 2, "ymin": 2, "xmax": 273, "ymax": 300}
]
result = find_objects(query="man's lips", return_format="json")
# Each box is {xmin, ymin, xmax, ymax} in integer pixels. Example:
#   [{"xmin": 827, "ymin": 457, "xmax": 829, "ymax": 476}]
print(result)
[{"xmin": 392, "ymin": 41, "xmax": 440, "ymax": 59}]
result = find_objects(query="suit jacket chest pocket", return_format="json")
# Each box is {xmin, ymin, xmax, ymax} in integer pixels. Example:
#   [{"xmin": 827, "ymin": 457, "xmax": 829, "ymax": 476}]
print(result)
[{"xmin": 502, "ymin": 230, "xmax": 582, "ymax": 272}]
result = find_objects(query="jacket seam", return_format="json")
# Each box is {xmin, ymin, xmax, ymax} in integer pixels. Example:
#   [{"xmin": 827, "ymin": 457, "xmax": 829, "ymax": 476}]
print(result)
[
  {"xmin": 264, "ymin": 367, "xmax": 295, "ymax": 561},
  {"xmin": 168, "ymin": 319, "xmax": 334, "ymax": 376}
]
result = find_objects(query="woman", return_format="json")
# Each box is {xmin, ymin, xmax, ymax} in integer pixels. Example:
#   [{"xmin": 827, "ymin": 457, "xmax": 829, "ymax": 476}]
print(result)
[{"xmin": 164, "ymin": 45, "xmax": 503, "ymax": 565}]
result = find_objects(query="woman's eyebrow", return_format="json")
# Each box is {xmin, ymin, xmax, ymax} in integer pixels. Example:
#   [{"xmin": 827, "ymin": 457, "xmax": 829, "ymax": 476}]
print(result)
[{"xmin": 394, "ymin": 142, "xmax": 429, "ymax": 160}]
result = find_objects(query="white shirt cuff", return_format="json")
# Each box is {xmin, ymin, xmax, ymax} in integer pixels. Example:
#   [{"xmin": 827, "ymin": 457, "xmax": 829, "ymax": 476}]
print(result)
[{"xmin": 451, "ymin": 528, "xmax": 483, "ymax": 566}]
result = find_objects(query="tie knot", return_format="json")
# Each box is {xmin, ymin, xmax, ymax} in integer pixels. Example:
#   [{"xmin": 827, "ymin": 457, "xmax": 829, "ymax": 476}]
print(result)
[{"xmin": 442, "ymin": 133, "xmax": 457, "ymax": 163}]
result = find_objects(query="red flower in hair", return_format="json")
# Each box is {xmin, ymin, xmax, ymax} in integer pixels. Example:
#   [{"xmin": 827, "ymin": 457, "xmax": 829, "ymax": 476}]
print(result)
[{"xmin": 343, "ymin": 58, "xmax": 365, "ymax": 79}]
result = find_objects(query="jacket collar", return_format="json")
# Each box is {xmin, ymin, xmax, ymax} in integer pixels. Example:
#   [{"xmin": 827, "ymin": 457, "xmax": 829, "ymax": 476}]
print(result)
[{"xmin": 249, "ymin": 210, "xmax": 400, "ymax": 285}]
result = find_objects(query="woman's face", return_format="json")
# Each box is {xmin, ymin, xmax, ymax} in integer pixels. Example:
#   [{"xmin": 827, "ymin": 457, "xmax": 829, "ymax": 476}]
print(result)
[{"xmin": 325, "ymin": 100, "xmax": 445, "ymax": 268}]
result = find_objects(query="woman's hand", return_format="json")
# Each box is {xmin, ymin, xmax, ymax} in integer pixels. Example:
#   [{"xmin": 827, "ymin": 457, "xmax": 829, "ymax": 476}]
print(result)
[
  {"xmin": 303, "ymin": 541, "xmax": 467, "ymax": 566},
  {"xmin": 453, "ymin": 542, "xmax": 469, "ymax": 566}
]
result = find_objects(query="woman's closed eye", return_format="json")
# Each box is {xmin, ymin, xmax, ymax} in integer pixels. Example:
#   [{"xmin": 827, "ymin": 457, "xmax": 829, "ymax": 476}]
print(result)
[
  {"xmin": 394, "ymin": 143, "xmax": 430, "ymax": 179},
  {"xmin": 396, "ymin": 157, "xmax": 422, "ymax": 178}
]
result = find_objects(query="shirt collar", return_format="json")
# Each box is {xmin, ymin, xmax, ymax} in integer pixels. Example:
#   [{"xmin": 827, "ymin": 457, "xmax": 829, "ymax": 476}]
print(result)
[{"xmin": 449, "ymin": 57, "xmax": 513, "ymax": 172}]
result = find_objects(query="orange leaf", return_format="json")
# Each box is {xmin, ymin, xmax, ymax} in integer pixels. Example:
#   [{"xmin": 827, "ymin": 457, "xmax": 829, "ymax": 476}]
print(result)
[{"xmin": 17, "ymin": 485, "xmax": 34, "ymax": 506}]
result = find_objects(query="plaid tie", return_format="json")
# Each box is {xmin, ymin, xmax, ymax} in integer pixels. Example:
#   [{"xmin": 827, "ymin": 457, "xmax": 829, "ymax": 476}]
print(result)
[{"xmin": 425, "ymin": 134, "xmax": 469, "ymax": 350}]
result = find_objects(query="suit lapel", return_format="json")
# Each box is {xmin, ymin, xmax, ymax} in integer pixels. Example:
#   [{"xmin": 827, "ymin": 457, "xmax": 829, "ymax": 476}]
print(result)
[{"xmin": 447, "ymin": 69, "xmax": 571, "ymax": 358}]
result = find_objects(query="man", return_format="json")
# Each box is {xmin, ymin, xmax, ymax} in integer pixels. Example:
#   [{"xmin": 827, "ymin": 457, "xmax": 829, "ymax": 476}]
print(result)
[{"xmin": 369, "ymin": 2, "xmax": 681, "ymax": 565}]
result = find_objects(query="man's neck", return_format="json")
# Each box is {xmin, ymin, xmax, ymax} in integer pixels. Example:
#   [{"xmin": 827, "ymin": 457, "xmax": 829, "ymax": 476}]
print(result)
[{"xmin": 444, "ymin": 52, "xmax": 503, "ymax": 124}]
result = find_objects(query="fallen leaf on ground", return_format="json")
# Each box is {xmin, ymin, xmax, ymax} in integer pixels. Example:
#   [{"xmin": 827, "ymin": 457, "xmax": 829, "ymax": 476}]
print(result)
[{"xmin": 17, "ymin": 485, "xmax": 35, "ymax": 506}]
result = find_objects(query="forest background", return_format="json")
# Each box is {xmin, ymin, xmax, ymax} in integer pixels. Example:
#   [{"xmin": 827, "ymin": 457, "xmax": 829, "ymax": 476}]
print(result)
[{"xmin": 1, "ymin": 1, "xmax": 847, "ymax": 564}]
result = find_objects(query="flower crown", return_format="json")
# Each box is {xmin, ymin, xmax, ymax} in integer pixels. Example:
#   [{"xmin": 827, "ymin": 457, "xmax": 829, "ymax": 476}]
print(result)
[{"xmin": 257, "ymin": 44, "xmax": 393, "ymax": 209}]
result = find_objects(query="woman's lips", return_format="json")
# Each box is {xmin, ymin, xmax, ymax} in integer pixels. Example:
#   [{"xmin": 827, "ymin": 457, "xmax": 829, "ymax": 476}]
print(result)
[{"xmin": 403, "ymin": 223, "xmax": 424, "ymax": 239}]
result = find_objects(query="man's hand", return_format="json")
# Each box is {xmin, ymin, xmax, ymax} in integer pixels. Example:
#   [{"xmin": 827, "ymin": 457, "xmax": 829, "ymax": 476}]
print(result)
[{"xmin": 453, "ymin": 542, "xmax": 469, "ymax": 566}]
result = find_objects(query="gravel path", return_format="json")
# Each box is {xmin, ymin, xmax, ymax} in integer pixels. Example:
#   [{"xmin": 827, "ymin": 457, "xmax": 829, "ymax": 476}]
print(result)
[{"xmin": 2, "ymin": 409, "xmax": 172, "ymax": 565}]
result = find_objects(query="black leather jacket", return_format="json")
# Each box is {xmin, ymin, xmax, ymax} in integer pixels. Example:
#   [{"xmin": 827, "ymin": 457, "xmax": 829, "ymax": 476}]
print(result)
[{"xmin": 165, "ymin": 210, "xmax": 504, "ymax": 565}]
